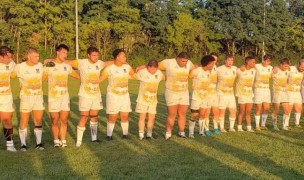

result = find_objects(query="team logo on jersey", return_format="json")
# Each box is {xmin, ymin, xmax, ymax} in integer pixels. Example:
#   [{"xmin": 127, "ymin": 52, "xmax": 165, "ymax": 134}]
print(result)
[
  {"xmin": 251, "ymin": 71, "xmax": 254, "ymax": 75},
  {"xmin": 123, "ymin": 69, "xmax": 127, "ymax": 73},
  {"xmin": 6, "ymin": 66, "xmax": 9, "ymax": 70},
  {"xmin": 207, "ymin": 74, "xmax": 209, "ymax": 78},
  {"xmin": 64, "ymin": 66, "xmax": 67, "ymax": 71},
  {"xmin": 233, "ymin": 71, "xmax": 235, "ymax": 75},
  {"xmin": 285, "ymin": 72, "xmax": 288, "ymax": 76},
  {"xmin": 155, "ymin": 75, "xmax": 158, "ymax": 79},
  {"xmin": 36, "ymin": 69, "xmax": 40, "ymax": 73},
  {"xmin": 268, "ymin": 68, "xmax": 271, "ymax": 72},
  {"xmin": 96, "ymin": 66, "xmax": 99, "ymax": 70}
]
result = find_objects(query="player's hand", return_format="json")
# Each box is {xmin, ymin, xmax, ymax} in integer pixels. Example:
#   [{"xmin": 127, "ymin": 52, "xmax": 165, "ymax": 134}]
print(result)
[
  {"xmin": 135, "ymin": 65, "xmax": 145, "ymax": 72},
  {"xmin": 273, "ymin": 66, "xmax": 279, "ymax": 74},
  {"xmin": 239, "ymin": 65, "xmax": 246, "ymax": 71},
  {"xmin": 44, "ymin": 59, "xmax": 54, "ymax": 66}
]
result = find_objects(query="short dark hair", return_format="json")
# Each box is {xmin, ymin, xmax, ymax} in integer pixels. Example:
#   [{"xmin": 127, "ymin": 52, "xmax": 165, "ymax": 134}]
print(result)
[
  {"xmin": 244, "ymin": 56, "xmax": 255, "ymax": 65},
  {"xmin": 177, "ymin": 52, "xmax": 190, "ymax": 59},
  {"xmin": 225, "ymin": 54, "xmax": 234, "ymax": 60},
  {"xmin": 280, "ymin": 57, "xmax": 290, "ymax": 64},
  {"xmin": 112, "ymin": 49, "xmax": 125, "ymax": 59},
  {"xmin": 146, "ymin": 60, "xmax": 158, "ymax": 68},
  {"xmin": 56, "ymin": 44, "xmax": 69, "ymax": 52},
  {"xmin": 0, "ymin": 46, "xmax": 13, "ymax": 57},
  {"xmin": 87, "ymin": 46, "xmax": 99, "ymax": 55},
  {"xmin": 201, "ymin": 55, "xmax": 215, "ymax": 67},
  {"xmin": 263, "ymin": 54, "xmax": 273, "ymax": 61},
  {"xmin": 27, "ymin": 47, "xmax": 39, "ymax": 54},
  {"xmin": 210, "ymin": 52, "xmax": 219, "ymax": 58}
]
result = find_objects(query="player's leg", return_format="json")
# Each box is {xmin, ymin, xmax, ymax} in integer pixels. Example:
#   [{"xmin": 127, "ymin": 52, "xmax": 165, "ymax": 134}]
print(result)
[
  {"xmin": 146, "ymin": 113, "xmax": 156, "ymax": 139},
  {"xmin": 294, "ymin": 103, "xmax": 302, "ymax": 127},
  {"xmin": 177, "ymin": 104, "xmax": 189, "ymax": 138},
  {"xmin": 49, "ymin": 112, "xmax": 60, "ymax": 147},
  {"xmin": 237, "ymin": 104, "xmax": 245, "ymax": 132},
  {"xmin": 89, "ymin": 109, "xmax": 99, "ymax": 142},
  {"xmin": 1, "ymin": 111, "xmax": 16, "ymax": 151},
  {"xmin": 272, "ymin": 103, "xmax": 280, "ymax": 131},
  {"xmin": 120, "ymin": 112, "xmax": 130, "ymax": 139},
  {"xmin": 19, "ymin": 112, "xmax": 30, "ymax": 150},
  {"xmin": 59, "ymin": 111, "xmax": 69, "ymax": 147},
  {"xmin": 76, "ymin": 111, "xmax": 89, "ymax": 147},
  {"xmin": 261, "ymin": 102, "xmax": 270, "ymax": 130},
  {"xmin": 107, "ymin": 113, "xmax": 118, "ymax": 141},
  {"xmin": 32, "ymin": 110, "xmax": 44, "ymax": 150},
  {"xmin": 281, "ymin": 102, "xmax": 291, "ymax": 130},
  {"xmin": 245, "ymin": 103, "xmax": 254, "ymax": 132},
  {"xmin": 254, "ymin": 103, "xmax": 262, "ymax": 130},
  {"xmin": 202, "ymin": 108, "xmax": 212, "ymax": 136},
  {"xmin": 165, "ymin": 105, "xmax": 178, "ymax": 139}
]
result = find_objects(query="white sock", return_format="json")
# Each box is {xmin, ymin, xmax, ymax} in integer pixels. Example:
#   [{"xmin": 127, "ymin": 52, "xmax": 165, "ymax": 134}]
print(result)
[
  {"xmin": 19, "ymin": 128, "xmax": 27, "ymax": 146},
  {"xmin": 237, "ymin": 125, "xmax": 243, "ymax": 130},
  {"xmin": 229, "ymin": 117, "xmax": 236, "ymax": 129},
  {"xmin": 213, "ymin": 118, "xmax": 219, "ymax": 129},
  {"xmin": 283, "ymin": 114, "xmax": 290, "ymax": 127},
  {"xmin": 255, "ymin": 115, "xmax": 260, "ymax": 127},
  {"xmin": 76, "ymin": 126, "xmax": 86, "ymax": 144},
  {"xmin": 107, "ymin": 122, "xmax": 115, "ymax": 136},
  {"xmin": 54, "ymin": 139, "xmax": 60, "ymax": 144},
  {"xmin": 247, "ymin": 125, "xmax": 252, "ymax": 131},
  {"xmin": 121, "ymin": 121, "xmax": 129, "ymax": 135},
  {"xmin": 146, "ymin": 130, "xmax": 152, "ymax": 137},
  {"xmin": 199, "ymin": 118, "xmax": 205, "ymax": 134},
  {"xmin": 6, "ymin": 140, "xmax": 14, "ymax": 147},
  {"xmin": 90, "ymin": 121, "xmax": 98, "ymax": 141},
  {"xmin": 219, "ymin": 118, "xmax": 225, "ymax": 130},
  {"xmin": 179, "ymin": 131, "xmax": 185, "ymax": 136},
  {"xmin": 272, "ymin": 114, "xmax": 278, "ymax": 127},
  {"xmin": 204, "ymin": 118, "xmax": 210, "ymax": 131},
  {"xmin": 189, "ymin": 120, "xmax": 196, "ymax": 135},
  {"xmin": 61, "ymin": 140, "xmax": 66, "ymax": 144},
  {"xmin": 165, "ymin": 132, "xmax": 171, "ymax": 139},
  {"xmin": 139, "ymin": 131, "xmax": 144, "ymax": 139},
  {"xmin": 261, "ymin": 114, "xmax": 268, "ymax": 126},
  {"xmin": 295, "ymin": 113, "xmax": 301, "ymax": 125},
  {"xmin": 34, "ymin": 128, "xmax": 42, "ymax": 145}
]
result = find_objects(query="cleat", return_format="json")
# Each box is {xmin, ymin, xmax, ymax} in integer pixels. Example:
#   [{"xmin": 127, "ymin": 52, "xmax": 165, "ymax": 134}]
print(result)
[
  {"xmin": 189, "ymin": 134, "xmax": 195, "ymax": 138},
  {"xmin": 229, "ymin": 128, "xmax": 236, "ymax": 132},
  {"xmin": 146, "ymin": 136, "xmax": 154, "ymax": 140},
  {"xmin": 247, "ymin": 129, "xmax": 255, "ymax": 132},
  {"xmin": 122, "ymin": 135, "xmax": 129, "ymax": 139},
  {"xmin": 165, "ymin": 133, "xmax": 171, "ymax": 140},
  {"xmin": 295, "ymin": 125, "xmax": 302, "ymax": 128},
  {"xmin": 213, "ymin": 129, "xmax": 221, "ymax": 135},
  {"xmin": 20, "ymin": 145, "xmax": 27, "ymax": 151},
  {"xmin": 54, "ymin": 143, "xmax": 60, "ymax": 148},
  {"xmin": 199, "ymin": 132, "xmax": 206, "ymax": 136},
  {"xmin": 178, "ymin": 134, "xmax": 187, "ymax": 138},
  {"xmin": 35, "ymin": 144, "xmax": 44, "ymax": 150},
  {"xmin": 273, "ymin": 126, "xmax": 280, "ymax": 131},
  {"xmin": 7, "ymin": 146, "xmax": 17, "ymax": 152},
  {"xmin": 61, "ymin": 142, "xmax": 67, "ymax": 148},
  {"xmin": 237, "ymin": 128, "xmax": 244, "ymax": 132},
  {"xmin": 106, "ymin": 136, "xmax": 113, "ymax": 141},
  {"xmin": 260, "ymin": 126, "xmax": 268, "ymax": 130},
  {"xmin": 205, "ymin": 130, "xmax": 212, "ymax": 136},
  {"xmin": 139, "ymin": 136, "xmax": 144, "ymax": 140},
  {"xmin": 91, "ymin": 139, "xmax": 101, "ymax": 143},
  {"xmin": 220, "ymin": 129, "xmax": 227, "ymax": 133},
  {"xmin": 255, "ymin": 126, "xmax": 261, "ymax": 131},
  {"xmin": 76, "ymin": 142, "xmax": 81, "ymax": 147},
  {"xmin": 282, "ymin": 126, "xmax": 289, "ymax": 131}
]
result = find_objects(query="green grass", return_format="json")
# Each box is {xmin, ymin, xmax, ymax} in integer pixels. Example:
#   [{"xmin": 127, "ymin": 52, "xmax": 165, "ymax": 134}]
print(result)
[{"xmin": 1, "ymin": 78, "xmax": 304, "ymax": 179}]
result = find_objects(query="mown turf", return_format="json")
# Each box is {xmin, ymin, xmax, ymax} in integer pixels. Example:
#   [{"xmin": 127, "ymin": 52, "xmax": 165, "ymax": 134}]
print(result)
[{"xmin": 0, "ymin": 78, "xmax": 304, "ymax": 179}]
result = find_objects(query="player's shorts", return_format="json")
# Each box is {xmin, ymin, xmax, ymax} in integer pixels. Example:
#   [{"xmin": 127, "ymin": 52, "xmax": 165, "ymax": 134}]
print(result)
[
  {"xmin": 237, "ymin": 96, "xmax": 254, "ymax": 104},
  {"xmin": 106, "ymin": 93, "xmax": 132, "ymax": 114},
  {"xmin": 254, "ymin": 88, "xmax": 271, "ymax": 104},
  {"xmin": 79, "ymin": 96, "xmax": 103, "ymax": 112},
  {"xmin": 0, "ymin": 96, "xmax": 14, "ymax": 112},
  {"xmin": 190, "ymin": 99, "xmax": 210, "ymax": 110},
  {"xmin": 135, "ymin": 102, "xmax": 157, "ymax": 114},
  {"xmin": 272, "ymin": 91, "xmax": 289, "ymax": 104},
  {"xmin": 20, "ymin": 95, "xmax": 44, "ymax": 113},
  {"xmin": 207, "ymin": 94, "xmax": 219, "ymax": 107},
  {"xmin": 218, "ymin": 94, "xmax": 236, "ymax": 109},
  {"xmin": 48, "ymin": 94, "xmax": 70, "ymax": 112},
  {"xmin": 165, "ymin": 89, "xmax": 189, "ymax": 106},
  {"xmin": 288, "ymin": 91, "xmax": 302, "ymax": 105}
]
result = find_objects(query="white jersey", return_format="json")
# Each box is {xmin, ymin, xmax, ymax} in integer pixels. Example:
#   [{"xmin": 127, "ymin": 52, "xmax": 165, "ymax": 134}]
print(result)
[
  {"xmin": 0, "ymin": 61, "xmax": 15, "ymax": 103},
  {"xmin": 208, "ymin": 65, "xmax": 217, "ymax": 95},
  {"xmin": 191, "ymin": 67, "xmax": 211, "ymax": 101},
  {"xmin": 44, "ymin": 62, "xmax": 73, "ymax": 102},
  {"xmin": 287, "ymin": 66, "xmax": 303, "ymax": 92},
  {"xmin": 217, "ymin": 65, "xmax": 237, "ymax": 95},
  {"xmin": 160, "ymin": 58, "xmax": 193, "ymax": 93},
  {"xmin": 254, "ymin": 64, "xmax": 273, "ymax": 89},
  {"xmin": 235, "ymin": 68, "xmax": 256, "ymax": 98},
  {"xmin": 14, "ymin": 62, "xmax": 43, "ymax": 97},
  {"xmin": 77, "ymin": 59, "xmax": 104, "ymax": 98},
  {"xmin": 105, "ymin": 64, "xmax": 131, "ymax": 96},
  {"xmin": 272, "ymin": 68, "xmax": 289, "ymax": 93},
  {"xmin": 136, "ymin": 68, "xmax": 163, "ymax": 105}
]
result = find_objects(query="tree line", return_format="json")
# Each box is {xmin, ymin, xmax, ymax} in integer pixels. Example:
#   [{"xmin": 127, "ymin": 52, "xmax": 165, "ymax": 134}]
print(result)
[{"xmin": 0, "ymin": 0, "xmax": 303, "ymax": 65}]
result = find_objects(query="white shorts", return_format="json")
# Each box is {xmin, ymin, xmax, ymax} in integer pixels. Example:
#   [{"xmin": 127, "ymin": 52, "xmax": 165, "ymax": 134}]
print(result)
[
  {"xmin": 165, "ymin": 89, "xmax": 189, "ymax": 106},
  {"xmin": 48, "ymin": 94, "xmax": 70, "ymax": 112},
  {"xmin": 20, "ymin": 95, "xmax": 44, "ymax": 113},
  {"xmin": 272, "ymin": 91, "xmax": 289, "ymax": 104},
  {"xmin": 0, "ymin": 97, "xmax": 14, "ymax": 112},
  {"xmin": 237, "ymin": 96, "xmax": 254, "ymax": 104},
  {"xmin": 106, "ymin": 93, "xmax": 132, "ymax": 114},
  {"xmin": 79, "ymin": 96, "xmax": 103, "ymax": 112},
  {"xmin": 208, "ymin": 94, "xmax": 219, "ymax": 107},
  {"xmin": 190, "ymin": 99, "xmax": 210, "ymax": 110},
  {"xmin": 135, "ymin": 103, "xmax": 157, "ymax": 114},
  {"xmin": 288, "ymin": 92, "xmax": 302, "ymax": 105},
  {"xmin": 218, "ymin": 95, "xmax": 236, "ymax": 109},
  {"xmin": 254, "ymin": 88, "xmax": 271, "ymax": 104}
]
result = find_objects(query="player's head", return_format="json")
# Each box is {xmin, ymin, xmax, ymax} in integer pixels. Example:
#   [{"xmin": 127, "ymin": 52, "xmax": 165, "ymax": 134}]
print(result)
[
  {"xmin": 210, "ymin": 52, "xmax": 219, "ymax": 63},
  {"xmin": 244, "ymin": 56, "xmax": 256, "ymax": 68},
  {"xmin": 224, "ymin": 54, "xmax": 234, "ymax": 67},
  {"xmin": 176, "ymin": 52, "xmax": 190, "ymax": 68},
  {"xmin": 113, "ymin": 48, "xmax": 126, "ymax": 64},
  {"xmin": 279, "ymin": 57, "xmax": 290, "ymax": 71},
  {"xmin": 201, "ymin": 55, "xmax": 216, "ymax": 70},
  {"xmin": 87, "ymin": 46, "xmax": 99, "ymax": 63},
  {"xmin": 26, "ymin": 47, "xmax": 39, "ymax": 65},
  {"xmin": 262, "ymin": 54, "xmax": 273, "ymax": 66},
  {"xmin": 56, "ymin": 44, "xmax": 69, "ymax": 61},
  {"xmin": 0, "ymin": 46, "xmax": 13, "ymax": 63},
  {"xmin": 146, "ymin": 60, "xmax": 158, "ymax": 74},
  {"xmin": 297, "ymin": 58, "xmax": 304, "ymax": 72}
]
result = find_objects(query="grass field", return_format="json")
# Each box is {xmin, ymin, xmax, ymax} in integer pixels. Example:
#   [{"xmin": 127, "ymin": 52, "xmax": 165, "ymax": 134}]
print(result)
[{"xmin": 0, "ymin": 78, "xmax": 304, "ymax": 179}]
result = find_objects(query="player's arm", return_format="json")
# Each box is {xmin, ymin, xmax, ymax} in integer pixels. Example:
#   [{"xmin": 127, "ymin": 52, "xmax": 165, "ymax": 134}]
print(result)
[
  {"xmin": 98, "ymin": 68, "xmax": 109, "ymax": 83},
  {"xmin": 10, "ymin": 72, "xmax": 17, "ymax": 79},
  {"xmin": 129, "ymin": 68, "xmax": 137, "ymax": 80},
  {"xmin": 69, "ymin": 70, "xmax": 80, "ymax": 79},
  {"xmin": 188, "ymin": 68, "xmax": 195, "ymax": 79},
  {"xmin": 64, "ymin": 60, "xmax": 78, "ymax": 69},
  {"xmin": 272, "ymin": 66, "xmax": 279, "ymax": 75},
  {"xmin": 103, "ymin": 60, "xmax": 114, "ymax": 68}
]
